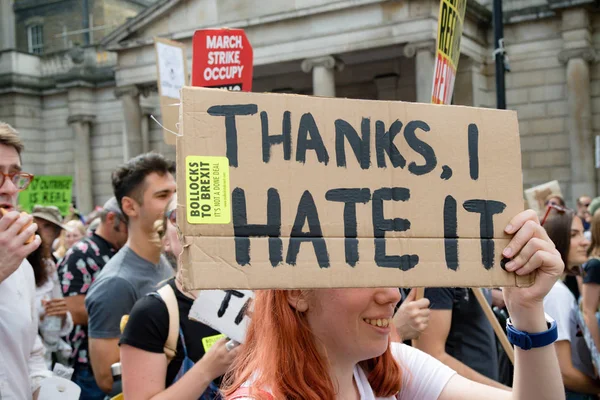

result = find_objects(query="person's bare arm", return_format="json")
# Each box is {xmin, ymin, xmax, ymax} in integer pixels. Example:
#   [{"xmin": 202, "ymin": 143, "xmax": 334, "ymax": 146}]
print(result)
[
  {"xmin": 555, "ymin": 340, "xmax": 600, "ymax": 394},
  {"xmin": 63, "ymin": 295, "xmax": 87, "ymax": 326},
  {"xmin": 415, "ymin": 308, "xmax": 510, "ymax": 391},
  {"xmin": 582, "ymin": 283, "xmax": 600, "ymax": 352},
  {"xmin": 121, "ymin": 339, "xmax": 239, "ymax": 400},
  {"xmin": 89, "ymin": 337, "xmax": 120, "ymax": 394}
]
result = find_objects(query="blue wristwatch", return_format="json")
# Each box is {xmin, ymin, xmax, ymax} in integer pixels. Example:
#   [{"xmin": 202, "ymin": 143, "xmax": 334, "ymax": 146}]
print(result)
[{"xmin": 506, "ymin": 314, "xmax": 558, "ymax": 350}]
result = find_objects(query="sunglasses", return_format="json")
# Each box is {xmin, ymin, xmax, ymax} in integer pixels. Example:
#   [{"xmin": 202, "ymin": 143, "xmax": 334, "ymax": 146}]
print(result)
[
  {"xmin": 166, "ymin": 209, "xmax": 176, "ymax": 225},
  {"xmin": 541, "ymin": 204, "xmax": 571, "ymax": 226}
]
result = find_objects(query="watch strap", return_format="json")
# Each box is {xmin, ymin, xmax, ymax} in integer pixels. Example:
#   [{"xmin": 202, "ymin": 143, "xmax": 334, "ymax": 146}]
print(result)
[{"xmin": 506, "ymin": 318, "xmax": 558, "ymax": 350}]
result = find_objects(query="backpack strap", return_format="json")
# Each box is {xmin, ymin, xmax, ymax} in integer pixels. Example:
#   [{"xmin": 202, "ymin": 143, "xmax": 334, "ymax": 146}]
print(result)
[
  {"xmin": 157, "ymin": 283, "xmax": 179, "ymax": 363},
  {"xmin": 228, "ymin": 387, "xmax": 275, "ymax": 400}
]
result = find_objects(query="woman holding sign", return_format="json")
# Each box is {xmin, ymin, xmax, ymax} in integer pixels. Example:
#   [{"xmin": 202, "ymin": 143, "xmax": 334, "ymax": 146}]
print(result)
[
  {"xmin": 119, "ymin": 194, "xmax": 240, "ymax": 400},
  {"xmin": 223, "ymin": 209, "xmax": 565, "ymax": 399},
  {"xmin": 541, "ymin": 205, "xmax": 600, "ymax": 399}
]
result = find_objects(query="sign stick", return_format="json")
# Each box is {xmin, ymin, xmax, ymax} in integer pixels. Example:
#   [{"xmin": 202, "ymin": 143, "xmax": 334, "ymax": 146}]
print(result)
[{"xmin": 472, "ymin": 288, "xmax": 514, "ymax": 364}]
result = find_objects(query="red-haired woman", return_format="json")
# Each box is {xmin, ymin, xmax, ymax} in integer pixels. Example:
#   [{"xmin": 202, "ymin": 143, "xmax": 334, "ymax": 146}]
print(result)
[{"xmin": 223, "ymin": 210, "xmax": 565, "ymax": 400}]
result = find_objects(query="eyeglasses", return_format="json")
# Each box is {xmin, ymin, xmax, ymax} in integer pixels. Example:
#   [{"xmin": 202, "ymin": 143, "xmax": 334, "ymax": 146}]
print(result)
[
  {"xmin": 541, "ymin": 204, "xmax": 570, "ymax": 226},
  {"xmin": 166, "ymin": 209, "xmax": 176, "ymax": 225},
  {"xmin": 0, "ymin": 172, "xmax": 34, "ymax": 191}
]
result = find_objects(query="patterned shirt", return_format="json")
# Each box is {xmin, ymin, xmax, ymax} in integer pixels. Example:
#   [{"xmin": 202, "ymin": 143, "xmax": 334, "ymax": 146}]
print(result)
[{"xmin": 57, "ymin": 233, "xmax": 116, "ymax": 367}]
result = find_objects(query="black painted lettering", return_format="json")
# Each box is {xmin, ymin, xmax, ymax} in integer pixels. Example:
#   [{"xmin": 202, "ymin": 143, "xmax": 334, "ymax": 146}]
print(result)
[
  {"xmin": 372, "ymin": 188, "xmax": 418, "ymax": 270},
  {"xmin": 335, "ymin": 118, "xmax": 371, "ymax": 169},
  {"xmin": 286, "ymin": 190, "xmax": 329, "ymax": 268},
  {"xmin": 443, "ymin": 195, "xmax": 458, "ymax": 271},
  {"xmin": 463, "ymin": 199, "xmax": 507, "ymax": 269},
  {"xmin": 296, "ymin": 113, "xmax": 329, "ymax": 165},
  {"xmin": 207, "ymin": 104, "xmax": 258, "ymax": 167},
  {"xmin": 261, "ymin": 111, "xmax": 292, "ymax": 163},
  {"xmin": 218, "ymin": 290, "xmax": 244, "ymax": 318},
  {"xmin": 232, "ymin": 188, "xmax": 282, "ymax": 267},
  {"xmin": 375, "ymin": 120, "xmax": 405, "ymax": 169},
  {"xmin": 234, "ymin": 297, "xmax": 253, "ymax": 325},
  {"xmin": 325, "ymin": 188, "xmax": 371, "ymax": 266},
  {"xmin": 404, "ymin": 120, "xmax": 437, "ymax": 176},
  {"xmin": 468, "ymin": 123, "xmax": 479, "ymax": 180}
]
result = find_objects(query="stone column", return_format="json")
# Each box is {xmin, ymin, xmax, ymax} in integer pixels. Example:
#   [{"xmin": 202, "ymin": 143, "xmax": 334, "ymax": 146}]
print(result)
[
  {"xmin": 301, "ymin": 56, "xmax": 343, "ymax": 97},
  {"xmin": 141, "ymin": 107, "xmax": 153, "ymax": 154},
  {"xmin": 115, "ymin": 85, "xmax": 143, "ymax": 159},
  {"xmin": 558, "ymin": 8, "xmax": 597, "ymax": 198},
  {"xmin": 404, "ymin": 41, "xmax": 436, "ymax": 103},
  {"xmin": 0, "ymin": 0, "xmax": 15, "ymax": 51},
  {"xmin": 67, "ymin": 115, "xmax": 95, "ymax": 214}
]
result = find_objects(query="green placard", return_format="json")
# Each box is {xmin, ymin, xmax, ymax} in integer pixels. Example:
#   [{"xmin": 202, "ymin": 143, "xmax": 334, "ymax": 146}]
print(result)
[{"xmin": 18, "ymin": 175, "xmax": 73, "ymax": 216}]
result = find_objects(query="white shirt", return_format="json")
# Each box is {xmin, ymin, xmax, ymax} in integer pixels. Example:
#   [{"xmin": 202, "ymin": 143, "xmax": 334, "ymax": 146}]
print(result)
[
  {"xmin": 543, "ymin": 280, "xmax": 596, "ymax": 379},
  {"xmin": 0, "ymin": 260, "xmax": 52, "ymax": 399},
  {"xmin": 238, "ymin": 343, "xmax": 456, "ymax": 399}
]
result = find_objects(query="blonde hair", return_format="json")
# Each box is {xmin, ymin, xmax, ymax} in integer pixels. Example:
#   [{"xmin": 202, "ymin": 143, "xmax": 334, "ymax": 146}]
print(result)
[
  {"xmin": 54, "ymin": 220, "xmax": 86, "ymax": 259},
  {"xmin": 0, "ymin": 122, "xmax": 24, "ymax": 155}
]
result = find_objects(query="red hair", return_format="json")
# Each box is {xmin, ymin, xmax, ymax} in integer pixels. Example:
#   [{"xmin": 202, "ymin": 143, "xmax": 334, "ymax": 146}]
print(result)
[{"xmin": 222, "ymin": 290, "xmax": 402, "ymax": 399}]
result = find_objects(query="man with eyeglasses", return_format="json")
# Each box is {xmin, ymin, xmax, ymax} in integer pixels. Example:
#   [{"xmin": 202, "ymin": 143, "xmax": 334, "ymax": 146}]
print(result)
[
  {"xmin": 57, "ymin": 197, "xmax": 128, "ymax": 400},
  {"xmin": 0, "ymin": 122, "xmax": 53, "ymax": 399}
]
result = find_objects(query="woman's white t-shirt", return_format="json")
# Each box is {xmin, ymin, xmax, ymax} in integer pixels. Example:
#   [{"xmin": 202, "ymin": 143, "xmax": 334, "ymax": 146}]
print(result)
[{"xmin": 237, "ymin": 342, "xmax": 456, "ymax": 399}]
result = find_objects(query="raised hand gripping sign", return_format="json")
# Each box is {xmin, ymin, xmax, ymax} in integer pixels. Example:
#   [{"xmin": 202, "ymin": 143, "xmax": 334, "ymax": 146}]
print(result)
[
  {"xmin": 177, "ymin": 88, "xmax": 529, "ymax": 290},
  {"xmin": 189, "ymin": 290, "xmax": 254, "ymax": 343}
]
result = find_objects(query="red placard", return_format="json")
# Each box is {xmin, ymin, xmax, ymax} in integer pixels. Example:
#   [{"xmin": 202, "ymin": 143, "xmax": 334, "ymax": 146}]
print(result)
[{"xmin": 192, "ymin": 29, "xmax": 253, "ymax": 91}]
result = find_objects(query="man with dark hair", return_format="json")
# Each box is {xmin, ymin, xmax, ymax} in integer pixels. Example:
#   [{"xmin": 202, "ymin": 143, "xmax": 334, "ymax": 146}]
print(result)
[
  {"xmin": 86, "ymin": 153, "xmax": 175, "ymax": 395},
  {"xmin": 58, "ymin": 197, "xmax": 128, "ymax": 400},
  {"xmin": 415, "ymin": 288, "xmax": 510, "ymax": 390},
  {"xmin": 0, "ymin": 122, "xmax": 52, "ymax": 399}
]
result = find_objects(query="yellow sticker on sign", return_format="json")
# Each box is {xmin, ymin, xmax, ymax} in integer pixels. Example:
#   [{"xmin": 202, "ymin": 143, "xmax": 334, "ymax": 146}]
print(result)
[
  {"xmin": 185, "ymin": 156, "xmax": 231, "ymax": 224},
  {"xmin": 202, "ymin": 333, "xmax": 226, "ymax": 352}
]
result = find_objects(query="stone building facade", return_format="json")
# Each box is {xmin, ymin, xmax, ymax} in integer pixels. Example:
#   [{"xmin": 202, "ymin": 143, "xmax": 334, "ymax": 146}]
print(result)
[
  {"xmin": 12, "ymin": 0, "xmax": 151, "ymax": 55},
  {"xmin": 0, "ymin": 0, "xmax": 598, "ymax": 213}
]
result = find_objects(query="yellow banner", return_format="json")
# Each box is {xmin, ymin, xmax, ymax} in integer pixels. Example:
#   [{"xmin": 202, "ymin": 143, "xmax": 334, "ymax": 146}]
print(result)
[{"xmin": 431, "ymin": 0, "xmax": 467, "ymax": 104}]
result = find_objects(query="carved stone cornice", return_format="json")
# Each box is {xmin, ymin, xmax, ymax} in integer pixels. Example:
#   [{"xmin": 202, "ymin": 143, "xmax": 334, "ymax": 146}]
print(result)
[
  {"xmin": 558, "ymin": 47, "xmax": 596, "ymax": 64},
  {"xmin": 403, "ymin": 40, "xmax": 436, "ymax": 58},
  {"xmin": 301, "ymin": 55, "xmax": 344, "ymax": 73},
  {"xmin": 67, "ymin": 114, "xmax": 96, "ymax": 125},
  {"xmin": 114, "ymin": 85, "xmax": 140, "ymax": 99}
]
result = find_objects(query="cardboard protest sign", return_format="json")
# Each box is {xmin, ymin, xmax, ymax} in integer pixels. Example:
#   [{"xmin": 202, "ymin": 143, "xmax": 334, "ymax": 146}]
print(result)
[
  {"xmin": 191, "ymin": 29, "xmax": 253, "ymax": 91},
  {"xmin": 431, "ymin": 0, "xmax": 467, "ymax": 104},
  {"xmin": 177, "ymin": 87, "xmax": 530, "ymax": 290},
  {"xmin": 19, "ymin": 175, "xmax": 72, "ymax": 215},
  {"xmin": 524, "ymin": 180, "xmax": 562, "ymax": 215},
  {"xmin": 154, "ymin": 37, "xmax": 188, "ymax": 145},
  {"xmin": 189, "ymin": 290, "xmax": 254, "ymax": 343}
]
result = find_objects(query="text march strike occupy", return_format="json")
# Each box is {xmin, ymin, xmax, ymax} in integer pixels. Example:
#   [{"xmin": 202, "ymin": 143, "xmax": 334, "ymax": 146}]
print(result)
[
  {"xmin": 192, "ymin": 29, "xmax": 253, "ymax": 92},
  {"xmin": 178, "ymin": 88, "xmax": 528, "ymax": 290}
]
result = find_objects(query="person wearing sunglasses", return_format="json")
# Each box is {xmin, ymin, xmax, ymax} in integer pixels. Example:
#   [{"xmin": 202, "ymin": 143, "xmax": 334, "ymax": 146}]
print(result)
[
  {"xmin": 0, "ymin": 122, "xmax": 52, "ymax": 399},
  {"xmin": 541, "ymin": 204, "xmax": 600, "ymax": 399},
  {"xmin": 119, "ymin": 194, "xmax": 239, "ymax": 400}
]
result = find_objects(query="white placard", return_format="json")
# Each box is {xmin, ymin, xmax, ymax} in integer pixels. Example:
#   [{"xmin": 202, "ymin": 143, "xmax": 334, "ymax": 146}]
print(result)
[
  {"xmin": 38, "ymin": 377, "xmax": 81, "ymax": 400},
  {"xmin": 156, "ymin": 41, "xmax": 186, "ymax": 99},
  {"xmin": 189, "ymin": 290, "xmax": 253, "ymax": 343}
]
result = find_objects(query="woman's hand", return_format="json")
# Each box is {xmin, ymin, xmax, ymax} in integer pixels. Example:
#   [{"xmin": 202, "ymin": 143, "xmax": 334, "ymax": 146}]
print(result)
[
  {"xmin": 43, "ymin": 298, "xmax": 68, "ymax": 322},
  {"xmin": 393, "ymin": 288, "xmax": 430, "ymax": 341},
  {"xmin": 197, "ymin": 338, "xmax": 240, "ymax": 381},
  {"xmin": 501, "ymin": 210, "xmax": 564, "ymax": 325}
]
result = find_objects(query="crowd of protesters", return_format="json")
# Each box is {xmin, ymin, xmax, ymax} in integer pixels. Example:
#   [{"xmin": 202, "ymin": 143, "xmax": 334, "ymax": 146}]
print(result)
[{"xmin": 2, "ymin": 117, "xmax": 600, "ymax": 400}]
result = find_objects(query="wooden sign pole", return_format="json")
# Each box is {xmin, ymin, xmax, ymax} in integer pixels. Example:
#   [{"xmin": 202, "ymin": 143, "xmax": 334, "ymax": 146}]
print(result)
[{"xmin": 472, "ymin": 288, "xmax": 514, "ymax": 364}]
